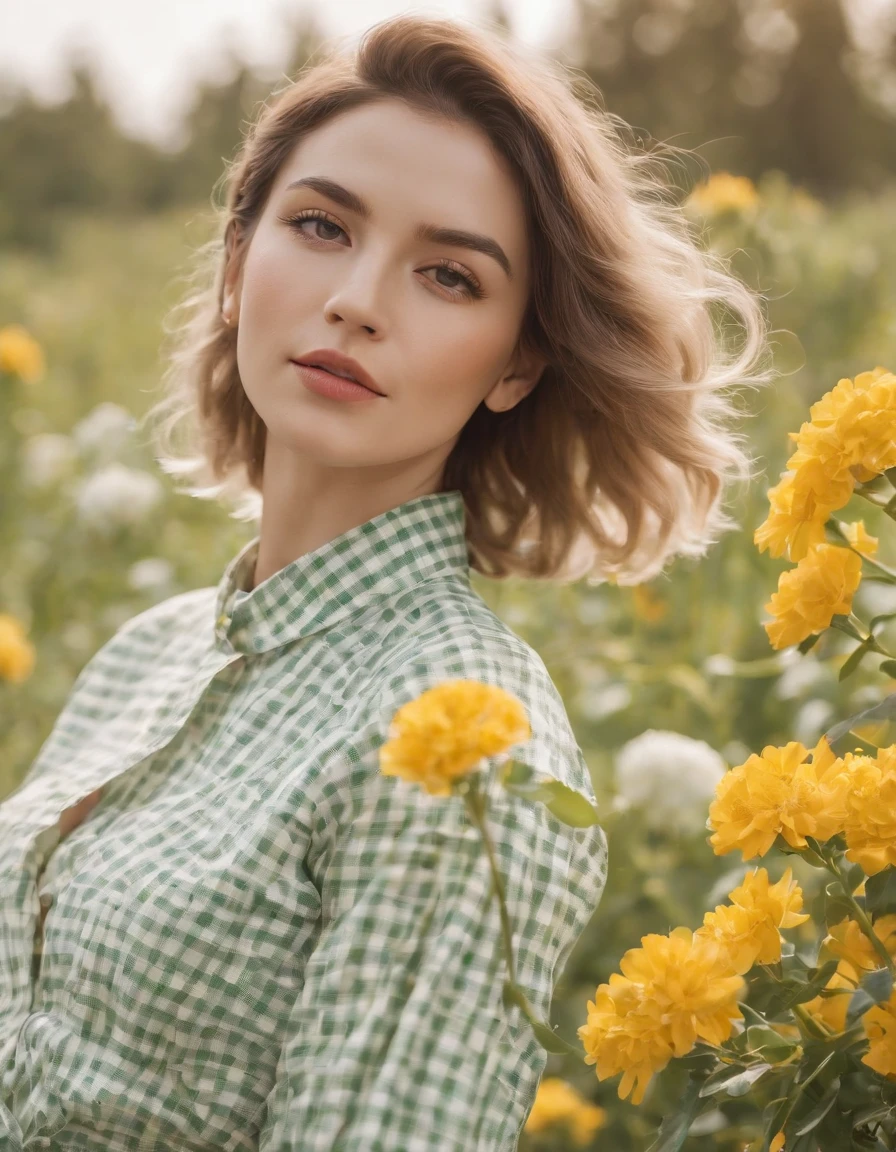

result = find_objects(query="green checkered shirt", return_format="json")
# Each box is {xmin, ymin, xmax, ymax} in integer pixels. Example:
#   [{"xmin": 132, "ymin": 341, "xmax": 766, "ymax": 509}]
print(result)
[{"xmin": 0, "ymin": 489, "xmax": 608, "ymax": 1151}]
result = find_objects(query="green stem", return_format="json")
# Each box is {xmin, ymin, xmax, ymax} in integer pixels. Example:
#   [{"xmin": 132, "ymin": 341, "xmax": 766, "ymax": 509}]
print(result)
[
  {"xmin": 852, "ymin": 550, "xmax": 896, "ymax": 584},
  {"xmin": 463, "ymin": 776, "xmax": 517, "ymax": 987},
  {"xmin": 792, "ymin": 1002, "xmax": 831, "ymax": 1040},
  {"xmin": 830, "ymin": 614, "xmax": 896, "ymax": 660},
  {"xmin": 855, "ymin": 485, "xmax": 896, "ymax": 521},
  {"xmin": 759, "ymin": 965, "xmax": 833, "ymax": 1040},
  {"xmin": 819, "ymin": 850, "xmax": 896, "ymax": 975}
]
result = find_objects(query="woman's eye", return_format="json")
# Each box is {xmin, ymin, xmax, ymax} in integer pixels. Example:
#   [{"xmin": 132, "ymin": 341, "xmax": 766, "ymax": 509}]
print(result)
[
  {"xmin": 284, "ymin": 211, "xmax": 346, "ymax": 242},
  {"xmin": 280, "ymin": 211, "xmax": 484, "ymax": 300},
  {"xmin": 430, "ymin": 264, "xmax": 483, "ymax": 299}
]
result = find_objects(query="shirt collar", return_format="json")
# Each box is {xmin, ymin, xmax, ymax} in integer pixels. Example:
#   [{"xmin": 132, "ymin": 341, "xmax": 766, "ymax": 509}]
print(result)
[{"xmin": 213, "ymin": 489, "xmax": 470, "ymax": 655}]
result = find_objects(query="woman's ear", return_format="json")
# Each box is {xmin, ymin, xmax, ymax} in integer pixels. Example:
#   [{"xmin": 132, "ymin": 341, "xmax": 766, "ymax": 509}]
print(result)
[
  {"xmin": 485, "ymin": 343, "xmax": 548, "ymax": 413},
  {"xmin": 221, "ymin": 221, "xmax": 246, "ymax": 325}
]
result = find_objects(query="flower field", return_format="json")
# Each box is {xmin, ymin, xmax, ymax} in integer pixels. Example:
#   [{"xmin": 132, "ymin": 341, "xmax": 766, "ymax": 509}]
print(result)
[{"xmin": 3, "ymin": 170, "xmax": 896, "ymax": 1149}]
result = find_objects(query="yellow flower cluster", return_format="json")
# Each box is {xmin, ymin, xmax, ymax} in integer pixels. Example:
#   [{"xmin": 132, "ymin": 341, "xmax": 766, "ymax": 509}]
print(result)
[
  {"xmin": 0, "ymin": 614, "xmax": 36, "ymax": 683},
  {"xmin": 578, "ymin": 868, "xmax": 810, "ymax": 1104},
  {"xmin": 578, "ymin": 926, "xmax": 745, "ymax": 1105},
  {"xmin": 379, "ymin": 679, "xmax": 530, "ymax": 796},
  {"xmin": 523, "ymin": 1077, "xmax": 607, "ymax": 1145},
  {"xmin": 761, "ymin": 542, "xmax": 863, "ymax": 649},
  {"xmin": 753, "ymin": 366, "xmax": 896, "ymax": 648},
  {"xmin": 708, "ymin": 736, "xmax": 896, "ymax": 875},
  {"xmin": 0, "ymin": 323, "xmax": 45, "ymax": 383},
  {"xmin": 755, "ymin": 367, "xmax": 896, "ymax": 563},
  {"xmin": 708, "ymin": 736, "xmax": 847, "ymax": 859},
  {"xmin": 697, "ymin": 867, "xmax": 809, "ymax": 973},
  {"xmin": 804, "ymin": 916, "xmax": 896, "ymax": 1080},
  {"xmin": 685, "ymin": 172, "xmax": 760, "ymax": 215}
]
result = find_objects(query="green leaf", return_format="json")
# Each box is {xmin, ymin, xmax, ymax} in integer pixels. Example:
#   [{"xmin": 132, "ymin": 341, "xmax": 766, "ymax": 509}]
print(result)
[
  {"xmin": 838, "ymin": 639, "xmax": 873, "ymax": 682},
  {"xmin": 744, "ymin": 1025, "xmax": 801, "ymax": 1063},
  {"xmin": 793, "ymin": 1078, "xmax": 839, "ymax": 1136},
  {"xmin": 767, "ymin": 958, "xmax": 841, "ymax": 1013},
  {"xmin": 824, "ymin": 880, "xmax": 855, "ymax": 929},
  {"xmin": 502, "ymin": 760, "xmax": 534, "ymax": 787},
  {"xmin": 699, "ymin": 1062, "xmax": 772, "ymax": 1098},
  {"xmin": 543, "ymin": 780, "xmax": 602, "ymax": 827},
  {"xmin": 797, "ymin": 633, "xmax": 821, "ymax": 654},
  {"xmin": 846, "ymin": 966, "xmax": 894, "ymax": 1025},
  {"xmin": 503, "ymin": 774, "xmax": 601, "ymax": 827},
  {"xmin": 529, "ymin": 1018, "xmax": 582, "ymax": 1056},
  {"xmin": 501, "ymin": 981, "xmax": 582, "ymax": 1055},
  {"xmin": 865, "ymin": 867, "xmax": 896, "ymax": 917},
  {"xmin": 738, "ymin": 1001, "xmax": 773, "ymax": 1029},
  {"xmin": 845, "ymin": 861, "xmax": 867, "ymax": 895},
  {"xmin": 869, "ymin": 611, "xmax": 896, "ymax": 632},
  {"xmin": 877, "ymin": 659, "xmax": 896, "ymax": 678},
  {"xmin": 824, "ymin": 691, "xmax": 896, "ymax": 754},
  {"xmin": 773, "ymin": 836, "xmax": 827, "ymax": 867},
  {"xmin": 645, "ymin": 1070, "xmax": 707, "ymax": 1152}
]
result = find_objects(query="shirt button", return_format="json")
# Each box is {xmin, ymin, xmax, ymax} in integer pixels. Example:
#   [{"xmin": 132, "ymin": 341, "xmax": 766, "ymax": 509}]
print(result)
[{"xmin": 39, "ymin": 893, "xmax": 53, "ymax": 908}]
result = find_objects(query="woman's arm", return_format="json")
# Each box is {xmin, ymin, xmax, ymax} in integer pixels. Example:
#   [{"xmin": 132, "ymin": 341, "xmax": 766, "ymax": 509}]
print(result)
[{"xmin": 257, "ymin": 683, "xmax": 607, "ymax": 1151}]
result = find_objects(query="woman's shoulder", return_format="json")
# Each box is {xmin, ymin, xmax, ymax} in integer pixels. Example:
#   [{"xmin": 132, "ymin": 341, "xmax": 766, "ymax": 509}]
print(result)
[
  {"xmin": 80, "ymin": 586, "xmax": 216, "ymax": 672},
  {"xmin": 374, "ymin": 590, "xmax": 596, "ymax": 805}
]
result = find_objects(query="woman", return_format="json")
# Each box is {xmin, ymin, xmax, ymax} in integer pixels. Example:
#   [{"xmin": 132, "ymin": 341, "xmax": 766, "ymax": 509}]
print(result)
[{"xmin": 0, "ymin": 14, "xmax": 771, "ymax": 1150}]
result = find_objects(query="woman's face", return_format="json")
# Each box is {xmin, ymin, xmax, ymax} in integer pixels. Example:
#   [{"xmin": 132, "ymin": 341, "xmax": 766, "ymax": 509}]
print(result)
[{"xmin": 222, "ymin": 97, "xmax": 545, "ymax": 487}]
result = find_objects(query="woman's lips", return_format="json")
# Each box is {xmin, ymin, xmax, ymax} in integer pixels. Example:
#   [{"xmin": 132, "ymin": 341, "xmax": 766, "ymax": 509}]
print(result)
[{"xmin": 291, "ymin": 362, "xmax": 384, "ymax": 402}]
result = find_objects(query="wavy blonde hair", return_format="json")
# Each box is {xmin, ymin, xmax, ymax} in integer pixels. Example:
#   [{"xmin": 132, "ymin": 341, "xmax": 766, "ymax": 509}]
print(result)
[{"xmin": 144, "ymin": 14, "xmax": 774, "ymax": 585}]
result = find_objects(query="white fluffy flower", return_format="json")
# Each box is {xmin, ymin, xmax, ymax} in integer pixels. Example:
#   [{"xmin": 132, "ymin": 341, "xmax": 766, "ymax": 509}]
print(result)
[
  {"xmin": 75, "ymin": 464, "xmax": 163, "ymax": 533},
  {"xmin": 21, "ymin": 433, "xmax": 78, "ymax": 488},
  {"xmin": 127, "ymin": 557, "xmax": 174, "ymax": 592},
  {"xmin": 71, "ymin": 402, "xmax": 136, "ymax": 459},
  {"xmin": 613, "ymin": 728, "xmax": 727, "ymax": 834}
]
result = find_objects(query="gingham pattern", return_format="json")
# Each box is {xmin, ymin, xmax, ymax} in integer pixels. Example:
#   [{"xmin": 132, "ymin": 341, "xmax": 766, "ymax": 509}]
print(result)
[{"xmin": 0, "ymin": 489, "xmax": 608, "ymax": 1152}]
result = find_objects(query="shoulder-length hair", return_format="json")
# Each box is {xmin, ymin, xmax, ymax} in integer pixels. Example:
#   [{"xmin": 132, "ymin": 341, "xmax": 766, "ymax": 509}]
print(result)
[{"xmin": 144, "ymin": 14, "xmax": 774, "ymax": 585}]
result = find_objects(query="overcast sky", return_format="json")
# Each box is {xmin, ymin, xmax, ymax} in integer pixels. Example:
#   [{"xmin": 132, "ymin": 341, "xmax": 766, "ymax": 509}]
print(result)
[{"xmin": 0, "ymin": 0, "xmax": 579, "ymax": 148}]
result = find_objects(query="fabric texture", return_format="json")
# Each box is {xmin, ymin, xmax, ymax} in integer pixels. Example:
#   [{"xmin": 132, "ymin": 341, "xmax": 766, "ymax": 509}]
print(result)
[{"xmin": 0, "ymin": 488, "xmax": 608, "ymax": 1152}]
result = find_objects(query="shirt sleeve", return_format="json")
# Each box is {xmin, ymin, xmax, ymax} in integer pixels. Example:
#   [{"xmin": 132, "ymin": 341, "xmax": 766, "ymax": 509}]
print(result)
[{"xmin": 257, "ymin": 642, "xmax": 608, "ymax": 1152}]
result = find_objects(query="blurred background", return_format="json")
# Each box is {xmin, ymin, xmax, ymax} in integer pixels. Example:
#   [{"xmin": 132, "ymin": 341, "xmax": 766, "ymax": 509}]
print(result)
[{"xmin": 2, "ymin": 0, "xmax": 896, "ymax": 1148}]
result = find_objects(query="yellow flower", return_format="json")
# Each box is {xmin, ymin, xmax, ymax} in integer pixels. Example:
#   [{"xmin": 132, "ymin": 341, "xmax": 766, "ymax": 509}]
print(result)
[
  {"xmin": 752, "ymin": 475, "xmax": 830, "ymax": 561},
  {"xmin": 753, "ymin": 460, "xmax": 854, "ymax": 562},
  {"xmin": 685, "ymin": 172, "xmax": 759, "ymax": 215},
  {"xmin": 524, "ymin": 1077, "xmax": 607, "ymax": 1145},
  {"xmin": 754, "ymin": 367, "xmax": 896, "ymax": 562},
  {"xmin": 804, "ymin": 966, "xmax": 856, "ymax": 1034},
  {"xmin": 762, "ymin": 543, "xmax": 863, "ymax": 650},
  {"xmin": 708, "ymin": 735, "xmax": 849, "ymax": 860},
  {"xmin": 805, "ymin": 913, "xmax": 896, "ymax": 1035},
  {"xmin": 770, "ymin": 1131, "xmax": 786, "ymax": 1152},
  {"xmin": 841, "ymin": 519, "xmax": 879, "ymax": 557},
  {"xmin": 0, "ymin": 614, "xmax": 36, "ymax": 683},
  {"xmin": 824, "ymin": 915, "xmax": 896, "ymax": 975},
  {"xmin": 863, "ymin": 991, "xmax": 896, "ymax": 1080},
  {"xmin": 0, "ymin": 324, "xmax": 45, "ymax": 383},
  {"xmin": 578, "ymin": 927, "xmax": 744, "ymax": 1105},
  {"xmin": 838, "ymin": 745, "xmax": 896, "ymax": 875},
  {"xmin": 379, "ymin": 679, "xmax": 530, "ymax": 796},
  {"xmin": 697, "ymin": 867, "xmax": 809, "ymax": 973}
]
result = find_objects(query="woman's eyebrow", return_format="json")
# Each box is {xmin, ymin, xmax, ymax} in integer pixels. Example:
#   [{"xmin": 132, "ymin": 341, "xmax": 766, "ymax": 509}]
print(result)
[{"xmin": 283, "ymin": 175, "xmax": 514, "ymax": 280}]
